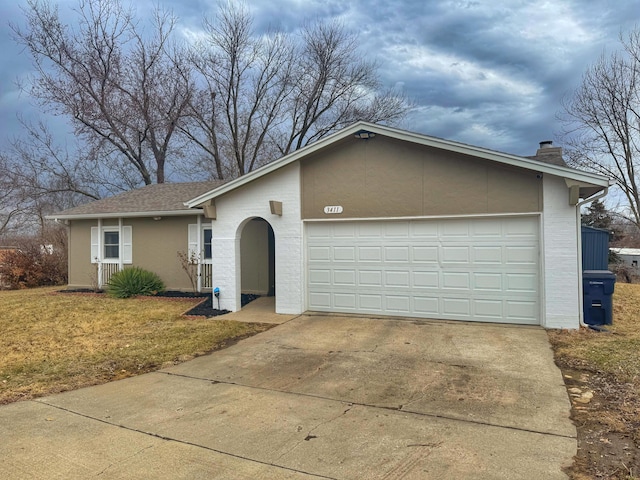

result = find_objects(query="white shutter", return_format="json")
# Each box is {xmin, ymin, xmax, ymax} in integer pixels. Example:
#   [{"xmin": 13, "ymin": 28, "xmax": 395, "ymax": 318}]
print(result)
[
  {"xmin": 188, "ymin": 224, "xmax": 199, "ymax": 259},
  {"xmin": 90, "ymin": 227, "xmax": 99, "ymax": 263},
  {"xmin": 122, "ymin": 225, "xmax": 133, "ymax": 264}
]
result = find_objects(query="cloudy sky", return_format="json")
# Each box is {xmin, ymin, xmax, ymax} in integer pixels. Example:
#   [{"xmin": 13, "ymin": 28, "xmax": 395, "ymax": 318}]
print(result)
[{"xmin": 0, "ymin": 0, "xmax": 638, "ymax": 159}]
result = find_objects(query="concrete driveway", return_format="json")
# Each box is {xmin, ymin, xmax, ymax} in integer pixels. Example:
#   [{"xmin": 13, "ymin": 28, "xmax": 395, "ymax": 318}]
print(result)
[{"xmin": 1, "ymin": 314, "xmax": 576, "ymax": 479}]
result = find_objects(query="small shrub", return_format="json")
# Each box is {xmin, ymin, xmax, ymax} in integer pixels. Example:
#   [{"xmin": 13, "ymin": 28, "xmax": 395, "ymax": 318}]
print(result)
[
  {"xmin": 177, "ymin": 250, "xmax": 199, "ymax": 293},
  {"xmin": 107, "ymin": 267, "xmax": 165, "ymax": 298}
]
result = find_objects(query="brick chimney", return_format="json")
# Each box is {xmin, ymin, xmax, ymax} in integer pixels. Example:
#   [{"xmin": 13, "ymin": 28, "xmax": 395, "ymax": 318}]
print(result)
[{"xmin": 528, "ymin": 140, "xmax": 567, "ymax": 167}]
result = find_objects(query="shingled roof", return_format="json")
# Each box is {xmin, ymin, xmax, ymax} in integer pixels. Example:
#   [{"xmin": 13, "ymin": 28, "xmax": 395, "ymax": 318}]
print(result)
[{"xmin": 50, "ymin": 181, "xmax": 224, "ymax": 219}]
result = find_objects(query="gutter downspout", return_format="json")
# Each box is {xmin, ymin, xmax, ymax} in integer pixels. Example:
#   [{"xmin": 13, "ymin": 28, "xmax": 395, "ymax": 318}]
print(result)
[{"xmin": 576, "ymin": 186, "xmax": 610, "ymax": 327}]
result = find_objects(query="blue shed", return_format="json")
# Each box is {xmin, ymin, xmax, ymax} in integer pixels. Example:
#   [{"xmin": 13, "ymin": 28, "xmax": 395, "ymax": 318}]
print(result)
[{"xmin": 581, "ymin": 226, "xmax": 610, "ymax": 270}]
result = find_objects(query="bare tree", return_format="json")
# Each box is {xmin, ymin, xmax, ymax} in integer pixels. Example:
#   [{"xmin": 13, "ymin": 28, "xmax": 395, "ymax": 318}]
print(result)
[
  {"xmin": 182, "ymin": 3, "xmax": 296, "ymax": 179},
  {"xmin": 10, "ymin": 0, "xmax": 408, "ymax": 195},
  {"xmin": 0, "ymin": 155, "xmax": 26, "ymax": 237},
  {"xmin": 184, "ymin": 4, "xmax": 410, "ymax": 179},
  {"xmin": 0, "ymin": 119, "xmax": 104, "ymax": 235},
  {"xmin": 280, "ymin": 21, "xmax": 408, "ymax": 155},
  {"xmin": 561, "ymin": 28, "xmax": 640, "ymax": 226},
  {"xmin": 12, "ymin": 0, "xmax": 193, "ymax": 185}
]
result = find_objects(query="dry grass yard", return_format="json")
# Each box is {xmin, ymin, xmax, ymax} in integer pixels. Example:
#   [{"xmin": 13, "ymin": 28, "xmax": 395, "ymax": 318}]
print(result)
[
  {"xmin": 549, "ymin": 282, "xmax": 640, "ymax": 479},
  {"xmin": 3, "ymin": 284, "xmax": 640, "ymax": 478},
  {"xmin": 0, "ymin": 287, "xmax": 272, "ymax": 404}
]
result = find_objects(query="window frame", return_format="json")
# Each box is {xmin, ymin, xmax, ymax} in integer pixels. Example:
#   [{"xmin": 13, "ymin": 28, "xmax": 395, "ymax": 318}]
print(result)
[
  {"xmin": 103, "ymin": 229, "xmax": 120, "ymax": 261},
  {"xmin": 91, "ymin": 224, "xmax": 132, "ymax": 265}
]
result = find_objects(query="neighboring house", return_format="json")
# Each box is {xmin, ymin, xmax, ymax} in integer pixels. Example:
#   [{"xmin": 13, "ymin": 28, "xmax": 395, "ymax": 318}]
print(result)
[
  {"xmin": 49, "ymin": 122, "xmax": 610, "ymax": 329},
  {"xmin": 610, "ymin": 248, "xmax": 640, "ymax": 269}
]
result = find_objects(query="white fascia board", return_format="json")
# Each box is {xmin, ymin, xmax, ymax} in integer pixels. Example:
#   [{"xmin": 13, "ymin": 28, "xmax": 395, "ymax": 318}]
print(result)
[
  {"xmin": 184, "ymin": 121, "xmax": 610, "ymax": 208},
  {"xmin": 45, "ymin": 209, "xmax": 204, "ymax": 221}
]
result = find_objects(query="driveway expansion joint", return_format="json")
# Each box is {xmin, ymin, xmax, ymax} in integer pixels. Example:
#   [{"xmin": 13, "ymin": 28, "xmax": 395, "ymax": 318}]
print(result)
[
  {"xmin": 32, "ymin": 399, "xmax": 339, "ymax": 480},
  {"xmin": 158, "ymin": 371, "xmax": 577, "ymax": 440}
]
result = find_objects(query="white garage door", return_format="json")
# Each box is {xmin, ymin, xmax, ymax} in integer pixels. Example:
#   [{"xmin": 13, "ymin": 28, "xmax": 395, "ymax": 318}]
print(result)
[{"xmin": 306, "ymin": 217, "xmax": 540, "ymax": 324}]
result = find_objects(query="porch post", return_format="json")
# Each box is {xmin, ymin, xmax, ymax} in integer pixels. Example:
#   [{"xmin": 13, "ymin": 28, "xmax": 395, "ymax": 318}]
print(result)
[
  {"xmin": 97, "ymin": 218, "xmax": 103, "ymax": 288},
  {"xmin": 197, "ymin": 215, "xmax": 202, "ymax": 292}
]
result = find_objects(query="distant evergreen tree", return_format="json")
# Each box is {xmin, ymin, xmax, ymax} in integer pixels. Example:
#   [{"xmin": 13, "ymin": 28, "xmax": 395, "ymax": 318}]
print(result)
[
  {"xmin": 582, "ymin": 200, "xmax": 612, "ymax": 230},
  {"xmin": 582, "ymin": 200, "xmax": 627, "ymax": 248}
]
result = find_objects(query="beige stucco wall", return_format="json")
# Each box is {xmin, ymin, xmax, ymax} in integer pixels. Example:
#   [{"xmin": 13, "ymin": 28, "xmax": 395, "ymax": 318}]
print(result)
[
  {"xmin": 240, "ymin": 218, "xmax": 270, "ymax": 295},
  {"xmin": 130, "ymin": 216, "xmax": 200, "ymax": 290},
  {"xmin": 68, "ymin": 215, "xmax": 203, "ymax": 291},
  {"xmin": 301, "ymin": 136, "xmax": 543, "ymax": 219},
  {"xmin": 68, "ymin": 219, "xmax": 95, "ymax": 289}
]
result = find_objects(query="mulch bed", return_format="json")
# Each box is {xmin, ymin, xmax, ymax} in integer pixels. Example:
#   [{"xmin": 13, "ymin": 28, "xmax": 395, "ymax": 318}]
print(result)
[{"xmin": 57, "ymin": 289, "xmax": 259, "ymax": 318}]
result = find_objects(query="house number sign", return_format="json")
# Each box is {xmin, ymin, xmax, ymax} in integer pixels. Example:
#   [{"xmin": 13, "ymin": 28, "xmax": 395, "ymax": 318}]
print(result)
[{"xmin": 323, "ymin": 205, "xmax": 343, "ymax": 214}]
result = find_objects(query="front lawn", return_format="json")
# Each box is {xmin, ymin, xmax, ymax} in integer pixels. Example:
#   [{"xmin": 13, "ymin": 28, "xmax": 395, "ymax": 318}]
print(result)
[
  {"xmin": 549, "ymin": 282, "xmax": 640, "ymax": 479},
  {"xmin": 0, "ymin": 287, "xmax": 272, "ymax": 404}
]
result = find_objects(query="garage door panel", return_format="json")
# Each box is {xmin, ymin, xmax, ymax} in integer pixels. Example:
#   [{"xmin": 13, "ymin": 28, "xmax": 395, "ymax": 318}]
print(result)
[
  {"xmin": 441, "ymin": 246, "xmax": 470, "ymax": 263},
  {"xmin": 410, "ymin": 222, "xmax": 439, "ymax": 237},
  {"xmin": 359, "ymin": 270, "xmax": 383, "ymax": 286},
  {"xmin": 473, "ymin": 246, "xmax": 503, "ymax": 263},
  {"xmin": 474, "ymin": 299, "xmax": 504, "ymax": 318},
  {"xmin": 506, "ymin": 300, "xmax": 537, "ymax": 320},
  {"xmin": 334, "ymin": 293, "xmax": 357, "ymax": 308},
  {"xmin": 385, "ymin": 246, "xmax": 410, "ymax": 262},
  {"xmin": 358, "ymin": 223, "xmax": 383, "ymax": 238},
  {"xmin": 505, "ymin": 273, "xmax": 537, "ymax": 292},
  {"xmin": 442, "ymin": 272, "xmax": 470, "ymax": 289},
  {"xmin": 471, "ymin": 220, "xmax": 503, "ymax": 237},
  {"xmin": 307, "ymin": 217, "xmax": 539, "ymax": 324},
  {"xmin": 384, "ymin": 222, "xmax": 410, "ymax": 237},
  {"xmin": 333, "ymin": 246, "xmax": 356, "ymax": 261},
  {"xmin": 309, "ymin": 292, "xmax": 331, "ymax": 308},
  {"xmin": 413, "ymin": 271, "xmax": 439, "ymax": 288},
  {"xmin": 473, "ymin": 273, "xmax": 502, "ymax": 291},
  {"xmin": 386, "ymin": 295, "xmax": 411, "ymax": 312},
  {"xmin": 308, "ymin": 269, "xmax": 331, "ymax": 285},
  {"xmin": 441, "ymin": 222, "xmax": 470, "ymax": 238},
  {"xmin": 333, "ymin": 223, "xmax": 356, "ymax": 237},
  {"xmin": 506, "ymin": 246, "xmax": 538, "ymax": 264},
  {"xmin": 308, "ymin": 246, "xmax": 331, "ymax": 261},
  {"xmin": 443, "ymin": 297, "xmax": 471, "ymax": 316},
  {"xmin": 413, "ymin": 296, "xmax": 440, "ymax": 315},
  {"xmin": 412, "ymin": 246, "xmax": 438, "ymax": 262},
  {"xmin": 359, "ymin": 294, "xmax": 383, "ymax": 310},
  {"xmin": 333, "ymin": 270, "xmax": 356, "ymax": 286},
  {"xmin": 505, "ymin": 217, "xmax": 538, "ymax": 237},
  {"xmin": 385, "ymin": 271, "xmax": 410, "ymax": 287},
  {"xmin": 358, "ymin": 246, "xmax": 382, "ymax": 261}
]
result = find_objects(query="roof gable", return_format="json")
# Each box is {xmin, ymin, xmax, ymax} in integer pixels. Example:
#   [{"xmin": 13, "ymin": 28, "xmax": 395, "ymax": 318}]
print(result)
[{"xmin": 185, "ymin": 122, "xmax": 609, "ymax": 208}]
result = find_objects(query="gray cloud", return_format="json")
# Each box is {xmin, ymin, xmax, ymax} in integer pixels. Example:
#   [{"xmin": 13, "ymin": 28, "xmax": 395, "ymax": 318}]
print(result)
[{"xmin": 1, "ymin": 0, "xmax": 638, "ymax": 159}]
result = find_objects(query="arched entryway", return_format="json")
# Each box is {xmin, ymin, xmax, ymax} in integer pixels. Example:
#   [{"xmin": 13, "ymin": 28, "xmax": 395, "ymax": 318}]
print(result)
[{"xmin": 239, "ymin": 217, "xmax": 275, "ymax": 301}]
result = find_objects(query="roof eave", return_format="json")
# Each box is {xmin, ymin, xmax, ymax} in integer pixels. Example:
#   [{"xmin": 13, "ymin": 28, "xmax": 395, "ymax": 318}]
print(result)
[{"xmin": 45, "ymin": 209, "xmax": 204, "ymax": 221}]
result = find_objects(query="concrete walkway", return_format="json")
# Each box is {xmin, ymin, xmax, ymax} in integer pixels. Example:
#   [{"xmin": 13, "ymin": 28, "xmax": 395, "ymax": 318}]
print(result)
[{"xmin": 1, "ymin": 313, "xmax": 576, "ymax": 479}]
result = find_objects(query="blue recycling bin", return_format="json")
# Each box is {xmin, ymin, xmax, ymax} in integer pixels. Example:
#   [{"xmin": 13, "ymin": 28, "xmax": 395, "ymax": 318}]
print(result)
[{"xmin": 582, "ymin": 270, "xmax": 616, "ymax": 326}]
